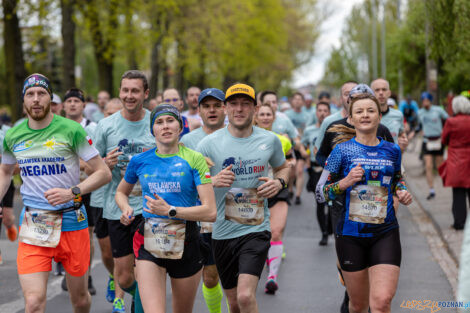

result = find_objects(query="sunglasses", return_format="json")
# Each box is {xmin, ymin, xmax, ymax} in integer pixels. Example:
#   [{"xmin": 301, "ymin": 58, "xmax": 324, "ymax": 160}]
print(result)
[{"xmin": 164, "ymin": 98, "xmax": 180, "ymax": 103}]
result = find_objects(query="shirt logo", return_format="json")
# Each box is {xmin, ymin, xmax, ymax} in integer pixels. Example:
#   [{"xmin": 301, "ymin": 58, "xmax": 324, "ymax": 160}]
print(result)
[
  {"xmin": 12, "ymin": 140, "xmax": 33, "ymax": 153},
  {"xmin": 367, "ymin": 152, "xmax": 378, "ymax": 156},
  {"xmin": 259, "ymin": 144, "xmax": 268, "ymax": 151},
  {"xmin": 43, "ymin": 138, "xmax": 66, "ymax": 150},
  {"xmin": 371, "ymin": 171, "xmax": 379, "ymax": 179}
]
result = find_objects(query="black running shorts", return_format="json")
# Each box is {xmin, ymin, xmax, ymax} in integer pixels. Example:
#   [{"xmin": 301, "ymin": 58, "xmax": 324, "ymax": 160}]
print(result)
[
  {"xmin": 82, "ymin": 193, "xmax": 95, "ymax": 227},
  {"xmin": 108, "ymin": 215, "xmax": 143, "ymax": 258},
  {"xmin": 2, "ymin": 181, "xmax": 15, "ymax": 208},
  {"xmin": 268, "ymin": 187, "xmax": 290, "ymax": 208},
  {"xmin": 133, "ymin": 220, "xmax": 203, "ymax": 278},
  {"xmin": 422, "ymin": 141, "xmax": 444, "ymax": 156},
  {"xmin": 212, "ymin": 231, "xmax": 271, "ymax": 289},
  {"xmin": 335, "ymin": 227, "xmax": 401, "ymax": 272},
  {"xmin": 90, "ymin": 206, "xmax": 108, "ymax": 239},
  {"xmin": 200, "ymin": 232, "xmax": 216, "ymax": 266}
]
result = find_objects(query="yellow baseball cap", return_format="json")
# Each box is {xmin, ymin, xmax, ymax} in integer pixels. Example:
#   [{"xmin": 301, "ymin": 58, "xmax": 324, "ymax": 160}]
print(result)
[{"xmin": 225, "ymin": 83, "xmax": 256, "ymax": 102}]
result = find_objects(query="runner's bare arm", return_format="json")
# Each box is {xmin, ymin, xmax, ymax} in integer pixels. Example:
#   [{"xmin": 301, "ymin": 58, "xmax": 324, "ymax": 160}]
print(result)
[
  {"xmin": 144, "ymin": 183, "xmax": 216, "ymax": 222},
  {"xmin": 257, "ymin": 162, "xmax": 290, "ymax": 198},
  {"xmin": 44, "ymin": 155, "xmax": 111, "ymax": 206},
  {"xmin": 115, "ymin": 179, "xmax": 135, "ymax": 225}
]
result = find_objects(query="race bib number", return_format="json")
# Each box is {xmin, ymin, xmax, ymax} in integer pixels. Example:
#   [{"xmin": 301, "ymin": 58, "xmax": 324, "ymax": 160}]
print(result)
[
  {"xmin": 349, "ymin": 185, "xmax": 388, "ymax": 224},
  {"xmin": 19, "ymin": 208, "xmax": 62, "ymax": 248},
  {"xmin": 225, "ymin": 188, "xmax": 265, "ymax": 225},
  {"xmin": 200, "ymin": 222, "xmax": 213, "ymax": 234},
  {"xmin": 144, "ymin": 218, "xmax": 186, "ymax": 259},
  {"xmin": 426, "ymin": 139, "xmax": 442, "ymax": 151}
]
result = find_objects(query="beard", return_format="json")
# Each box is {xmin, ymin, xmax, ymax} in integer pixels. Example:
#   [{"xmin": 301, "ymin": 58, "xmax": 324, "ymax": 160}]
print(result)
[{"xmin": 25, "ymin": 102, "xmax": 51, "ymax": 121}]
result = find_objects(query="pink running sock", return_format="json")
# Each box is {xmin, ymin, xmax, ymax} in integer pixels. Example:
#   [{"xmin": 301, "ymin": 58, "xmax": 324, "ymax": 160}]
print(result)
[{"xmin": 267, "ymin": 241, "xmax": 283, "ymax": 281}]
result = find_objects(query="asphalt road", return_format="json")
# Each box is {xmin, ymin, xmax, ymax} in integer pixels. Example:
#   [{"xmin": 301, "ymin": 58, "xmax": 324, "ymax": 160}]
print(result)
[{"xmin": 0, "ymin": 187, "xmax": 457, "ymax": 313}]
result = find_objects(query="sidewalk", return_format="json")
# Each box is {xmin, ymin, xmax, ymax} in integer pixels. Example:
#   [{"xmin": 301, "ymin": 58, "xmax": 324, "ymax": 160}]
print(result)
[{"xmin": 403, "ymin": 138, "xmax": 463, "ymax": 264}]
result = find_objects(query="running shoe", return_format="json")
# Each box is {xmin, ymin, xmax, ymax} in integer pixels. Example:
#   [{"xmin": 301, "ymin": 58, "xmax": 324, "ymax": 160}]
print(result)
[
  {"xmin": 426, "ymin": 192, "xmax": 435, "ymax": 200},
  {"xmin": 88, "ymin": 275, "xmax": 96, "ymax": 295},
  {"xmin": 112, "ymin": 298, "xmax": 125, "ymax": 313},
  {"xmin": 6, "ymin": 225, "xmax": 17, "ymax": 241},
  {"xmin": 340, "ymin": 290, "xmax": 349, "ymax": 313},
  {"xmin": 319, "ymin": 233, "xmax": 328, "ymax": 246},
  {"xmin": 55, "ymin": 262, "xmax": 64, "ymax": 276},
  {"xmin": 106, "ymin": 275, "xmax": 116, "ymax": 303},
  {"xmin": 265, "ymin": 279, "xmax": 278, "ymax": 295},
  {"xmin": 61, "ymin": 276, "xmax": 68, "ymax": 291},
  {"xmin": 282, "ymin": 246, "xmax": 286, "ymax": 259},
  {"xmin": 295, "ymin": 196, "xmax": 301, "ymax": 205}
]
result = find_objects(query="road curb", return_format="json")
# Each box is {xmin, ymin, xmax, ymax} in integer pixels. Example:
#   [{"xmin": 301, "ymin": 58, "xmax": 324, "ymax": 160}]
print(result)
[{"xmin": 404, "ymin": 165, "xmax": 459, "ymax": 298}]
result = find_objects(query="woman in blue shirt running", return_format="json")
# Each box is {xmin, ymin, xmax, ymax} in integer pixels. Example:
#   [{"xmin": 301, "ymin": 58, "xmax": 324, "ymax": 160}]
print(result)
[
  {"xmin": 115, "ymin": 104, "xmax": 216, "ymax": 313},
  {"xmin": 316, "ymin": 91, "xmax": 412, "ymax": 313}
]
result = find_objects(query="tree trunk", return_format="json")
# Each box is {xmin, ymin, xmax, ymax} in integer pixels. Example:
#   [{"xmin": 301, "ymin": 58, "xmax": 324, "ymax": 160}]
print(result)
[
  {"xmin": 82, "ymin": 0, "xmax": 117, "ymax": 95},
  {"xmin": 125, "ymin": 0, "xmax": 138, "ymax": 69},
  {"xmin": 96, "ymin": 56, "xmax": 113, "ymax": 95},
  {"xmin": 61, "ymin": 0, "xmax": 76, "ymax": 90},
  {"xmin": 149, "ymin": 42, "xmax": 160, "ymax": 99},
  {"xmin": 3, "ymin": 0, "xmax": 26, "ymax": 121}
]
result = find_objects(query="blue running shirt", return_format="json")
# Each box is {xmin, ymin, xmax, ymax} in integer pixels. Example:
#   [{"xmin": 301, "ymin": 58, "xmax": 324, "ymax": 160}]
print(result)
[
  {"xmin": 324, "ymin": 138, "xmax": 402, "ymax": 237},
  {"xmin": 123, "ymin": 145, "xmax": 211, "ymax": 219}
]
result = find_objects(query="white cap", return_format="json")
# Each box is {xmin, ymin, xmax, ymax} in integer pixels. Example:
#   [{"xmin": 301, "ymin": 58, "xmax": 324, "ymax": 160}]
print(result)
[
  {"xmin": 52, "ymin": 93, "xmax": 61, "ymax": 104},
  {"xmin": 387, "ymin": 98, "xmax": 396, "ymax": 107}
]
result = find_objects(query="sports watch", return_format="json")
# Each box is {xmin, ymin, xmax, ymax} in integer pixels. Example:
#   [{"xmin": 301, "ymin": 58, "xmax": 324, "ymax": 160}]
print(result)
[
  {"xmin": 71, "ymin": 186, "xmax": 81, "ymax": 196},
  {"xmin": 71, "ymin": 186, "xmax": 82, "ymax": 209},
  {"xmin": 276, "ymin": 178, "xmax": 287, "ymax": 189},
  {"xmin": 168, "ymin": 206, "xmax": 177, "ymax": 217}
]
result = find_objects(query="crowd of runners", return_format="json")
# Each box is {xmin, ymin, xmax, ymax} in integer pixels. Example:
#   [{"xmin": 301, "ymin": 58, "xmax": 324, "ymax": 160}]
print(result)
[{"xmin": 3, "ymin": 68, "xmax": 468, "ymax": 313}]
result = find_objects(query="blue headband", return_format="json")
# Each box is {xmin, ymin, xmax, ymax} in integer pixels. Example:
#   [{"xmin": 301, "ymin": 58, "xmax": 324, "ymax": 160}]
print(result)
[{"xmin": 150, "ymin": 104, "xmax": 183, "ymax": 136}]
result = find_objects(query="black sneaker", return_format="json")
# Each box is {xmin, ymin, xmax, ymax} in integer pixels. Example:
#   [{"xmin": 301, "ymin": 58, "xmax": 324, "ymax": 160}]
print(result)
[
  {"xmin": 61, "ymin": 276, "xmax": 68, "ymax": 291},
  {"xmin": 319, "ymin": 234, "xmax": 328, "ymax": 246},
  {"xmin": 426, "ymin": 192, "xmax": 435, "ymax": 200},
  {"xmin": 340, "ymin": 290, "xmax": 349, "ymax": 313},
  {"xmin": 288, "ymin": 191, "xmax": 294, "ymax": 199},
  {"xmin": 55, "ymin": 262, "xmax": 64, "ymax": 276},
  {"xmin": 265, "ymin": 279, "xmax": 278, "ymax": 295},
  {"xmin": 295, "ymin": 196, "xmax": 301, "ymax": 205},
  {"xmin": 88, "ymin": 275, "xmax": 96, "ymax": 295}
]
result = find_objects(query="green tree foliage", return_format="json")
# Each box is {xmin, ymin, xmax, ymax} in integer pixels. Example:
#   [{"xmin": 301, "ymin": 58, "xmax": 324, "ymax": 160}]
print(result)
[
  {"xmin": 1, "ymin": 0, "xmax": 319, "ymax": 114},
  {"xmin": 321, "ymin": 0, "xmax": 470, "ymax": 101}
]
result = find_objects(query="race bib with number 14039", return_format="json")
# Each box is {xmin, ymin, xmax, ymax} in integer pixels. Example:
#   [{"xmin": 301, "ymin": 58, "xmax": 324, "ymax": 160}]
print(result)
[{"xmin": 225, "ymin": 188, "xmax": 265, "ymax": 225}]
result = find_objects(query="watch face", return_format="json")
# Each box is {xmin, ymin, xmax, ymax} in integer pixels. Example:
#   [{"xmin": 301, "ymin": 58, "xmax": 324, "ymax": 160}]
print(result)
[
  {"xmin": 169, "ymin": 209, "xmax": 177, "ymax": 217},
  {"xmin": 72, "ymin": 187, "xmax": 81, "ymax": 195}
]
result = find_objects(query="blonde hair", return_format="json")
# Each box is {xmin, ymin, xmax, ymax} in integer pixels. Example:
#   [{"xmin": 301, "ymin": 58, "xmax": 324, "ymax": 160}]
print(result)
[
  {"xmin": 253, "ymin": 103, "xmax": 276, "ymax": 126},
  {"xmin": 328, "ymin": 93, "xmax": 381, "ymax": 147}
]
